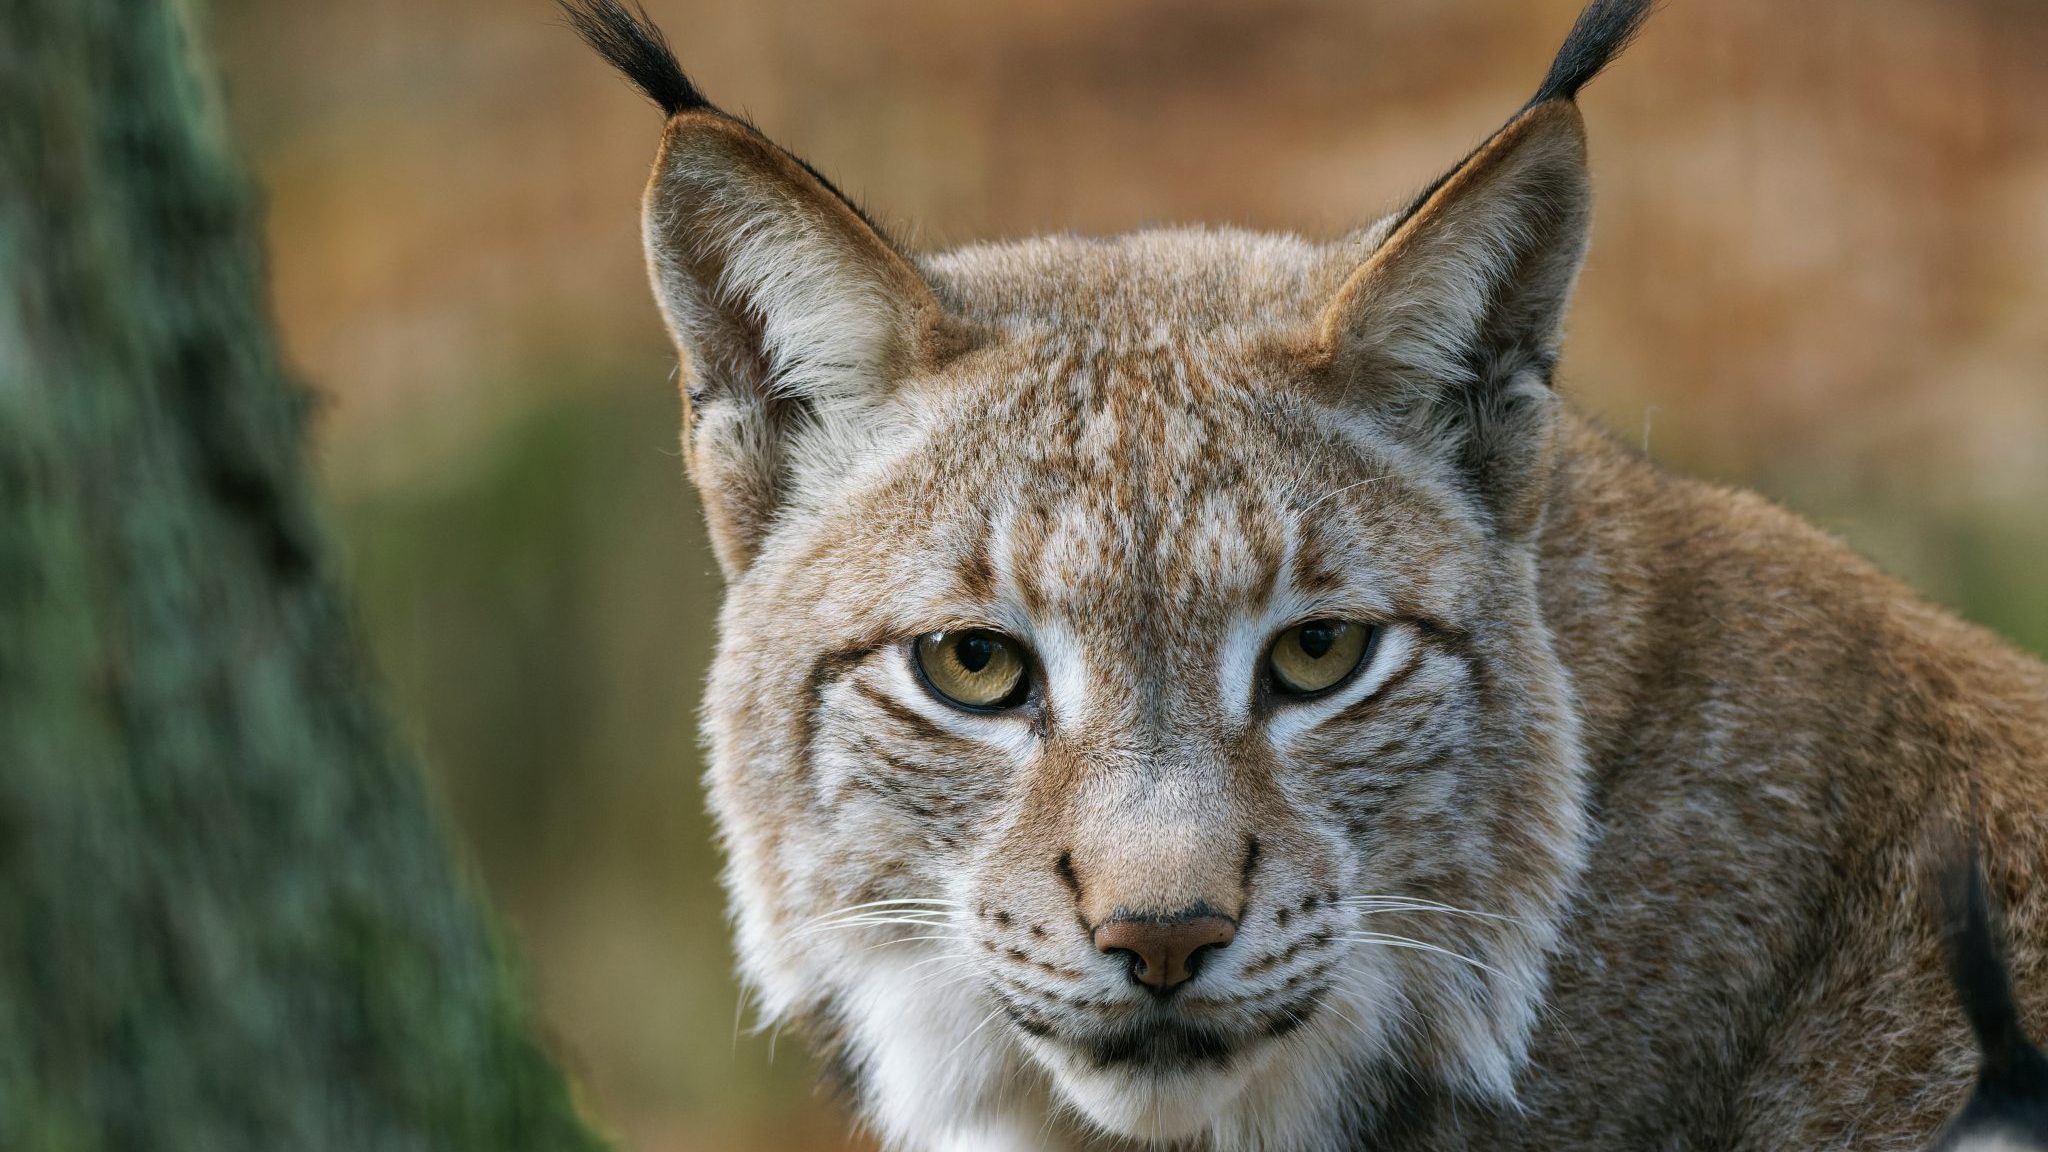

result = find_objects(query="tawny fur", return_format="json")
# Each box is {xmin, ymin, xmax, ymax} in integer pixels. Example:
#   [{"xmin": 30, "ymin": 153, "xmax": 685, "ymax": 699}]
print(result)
[{"xmin": 561, "ymin": 0, "xmax": 2048, "ymax": 1147}]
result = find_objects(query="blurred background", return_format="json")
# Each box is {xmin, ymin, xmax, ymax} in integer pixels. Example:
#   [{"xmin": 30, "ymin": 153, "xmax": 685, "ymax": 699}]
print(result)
[{"xmin": 204, "ymin": 0, "xmax": 2048, "ymax": 1147}]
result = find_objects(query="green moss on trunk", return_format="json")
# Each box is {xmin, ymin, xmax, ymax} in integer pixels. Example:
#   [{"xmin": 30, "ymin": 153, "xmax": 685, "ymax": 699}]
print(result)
[{"xmin": 0, "ymin": 2, "xmax": 610, "ymax": 1148}]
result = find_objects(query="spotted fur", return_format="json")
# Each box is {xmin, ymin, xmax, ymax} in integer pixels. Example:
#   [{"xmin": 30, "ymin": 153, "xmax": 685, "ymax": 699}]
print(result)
[{"xmin": 565, "ymin": 1, "xmax": 2048, "ymax": 1148}]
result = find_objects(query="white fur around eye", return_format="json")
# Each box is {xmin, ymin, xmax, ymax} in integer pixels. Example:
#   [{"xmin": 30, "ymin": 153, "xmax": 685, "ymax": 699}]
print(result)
[
  {"xmin": 886, "ymin": 646, "xmax": 1039, "ymax": 760},
  {"xmin": 1265, "ymin": 623, "xmax": 1418, "ymax": 747},
  {"xmin": 1027, "ymin": 620, "xmax": 1090, "ymax": 731},
  {"xmin": 1217, "ymin": 611, "xmax": 1272, "ymax": 728}
]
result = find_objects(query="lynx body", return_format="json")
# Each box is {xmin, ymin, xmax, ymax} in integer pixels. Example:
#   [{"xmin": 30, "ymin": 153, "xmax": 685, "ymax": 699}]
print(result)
[{"xmin": 565, "ymin": 2, "xmax": 2048, "ymax": 1147}]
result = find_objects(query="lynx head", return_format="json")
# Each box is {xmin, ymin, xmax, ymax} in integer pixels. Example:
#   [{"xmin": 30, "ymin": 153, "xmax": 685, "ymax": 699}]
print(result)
[{"xmin": 567, "ymin": 1, "xmax": 1651, "ymax": 1146}]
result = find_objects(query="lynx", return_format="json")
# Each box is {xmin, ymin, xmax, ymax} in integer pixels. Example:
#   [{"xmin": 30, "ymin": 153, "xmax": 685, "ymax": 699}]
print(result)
[{"xmin": 564, "ymin": 1, "xmax": 2048, "ymax": 1148}]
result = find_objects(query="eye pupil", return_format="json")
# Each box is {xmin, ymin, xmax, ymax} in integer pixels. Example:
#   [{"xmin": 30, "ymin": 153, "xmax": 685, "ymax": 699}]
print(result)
[
  {"xmin": 955, "ymin": 634, "xmax": 994, "ymax": 673},
  {"xmin": 1298, "ymin": 623, "xmax": 1338, "ymax": 660},
  {"xmin": 1268, "ymin": 619, "xmax": 1375, "ymax": 697},
  {"xmin": 914, "ymin": 630, "xmax": 1028, "ymax": 711}
]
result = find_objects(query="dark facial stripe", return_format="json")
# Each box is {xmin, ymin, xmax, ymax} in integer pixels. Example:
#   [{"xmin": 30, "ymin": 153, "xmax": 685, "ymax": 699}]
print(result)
[
  {"xmin": 798, "ymin": 646, "xmax": 876, "ymax": 790},
  {"xmin": 1239, "ymin": 928, "xmax": 1335, "ymax": 979},
  {"xmin": 1324, "ymin": 644, "xmax": 1431, "ymax": 731},
  {"xmin": 852, "ymin": 677, "xmax": 966, "ymax": 746}
]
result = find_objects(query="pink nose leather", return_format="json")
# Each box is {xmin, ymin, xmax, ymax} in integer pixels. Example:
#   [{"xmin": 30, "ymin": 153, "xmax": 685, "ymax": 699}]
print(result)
[{"xmin": 1092, "ymin": 914, "xmax": 1238, "ymax": 990}]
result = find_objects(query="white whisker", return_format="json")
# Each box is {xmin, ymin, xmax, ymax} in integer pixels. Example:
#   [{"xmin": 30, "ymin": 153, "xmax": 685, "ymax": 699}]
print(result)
[
  {"xmin": 938, "ymin": 1006, "xmax": 1005, "ymax": 1066},
  {"xmin": 1314, "ymin": 991, "xmax": 1369, "ymax": 1038},
  {"xmin": 802, "ymin": 912, "xmax": 953, "ymax": 926},
  {"xmin": 1341, "ymin": 931, "xmax": 1507, "ymax": 980},
  {"xmin": 794, "ymin": 913, "xmax": 954, "ymax": 937},
  {"xmin": 906, "ymin": 961, "xmax": 977, "ymax": 992},
  {"xmin": 1299, "ymin": 473, "xmax": 1391, "ymax": 517},
  {"xmin": 1339, "ymin": 894, "xmax": 1531, "ymax": 926},
  {"xmin": 792, "ymin": 898, "xmax": 964, "ymax": 930},
  {"xmin": 862, "ymin": 933, "xmax": 968, "ymax": 951}
]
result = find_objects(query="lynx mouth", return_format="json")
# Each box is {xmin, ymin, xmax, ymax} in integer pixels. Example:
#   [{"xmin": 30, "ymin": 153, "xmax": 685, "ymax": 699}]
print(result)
[
  {"xmin": 1015, "ymin": 1000, "xmax": 1322, "ymax": 1143},
  {"xmin": 1008, "ymin": 993, "xmax": 1323, "ymax": 1071},
  {"xmin": 1074, "ymin": 1017, "xmax": 1239, "ymax": 1069}
]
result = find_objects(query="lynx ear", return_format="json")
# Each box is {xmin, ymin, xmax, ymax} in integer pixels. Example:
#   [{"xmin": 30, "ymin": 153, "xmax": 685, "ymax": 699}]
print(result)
[
  {"xmin": 645, "ymin": 116, "xmax": 962, "ymax": 574},
  {"xmin": 565, "ymin": 0, "xmax": 961, "ymax": 575},
  {"xmin": 1315, "ymin": 0, "xmax": 1651, "ymax": 538}
]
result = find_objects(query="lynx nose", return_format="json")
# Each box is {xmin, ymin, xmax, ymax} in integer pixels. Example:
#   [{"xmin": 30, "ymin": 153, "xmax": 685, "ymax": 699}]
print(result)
[{"xmin": 1092, "ymin": 911, "xmax": 1238, "ymax": 992}]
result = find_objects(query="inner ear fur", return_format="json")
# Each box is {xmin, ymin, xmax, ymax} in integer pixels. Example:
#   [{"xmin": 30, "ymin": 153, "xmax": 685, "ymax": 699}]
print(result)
[
  {"xmin": 644, "ymin": 112, "xmax": 965, "ymax": 575},
  {"xmin": 1313, "ymin": 100, "xmax": 1593, "ymax": 539}
]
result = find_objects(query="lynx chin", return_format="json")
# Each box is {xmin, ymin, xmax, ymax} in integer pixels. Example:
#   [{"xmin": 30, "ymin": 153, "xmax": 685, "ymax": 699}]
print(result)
[{"xmin": 564, "ymin": 1, "xmax": 2048, "ymax": 1148}]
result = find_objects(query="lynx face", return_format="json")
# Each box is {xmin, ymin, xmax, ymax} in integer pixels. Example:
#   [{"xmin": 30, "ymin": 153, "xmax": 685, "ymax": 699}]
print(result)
[
  {"xmin": 565, "ymin": 0, "xmax": 1651, "ymax": 1146},
  {"xmin": 708, "ymin": 239, "xmax": 1591, "ymax": 1145}
]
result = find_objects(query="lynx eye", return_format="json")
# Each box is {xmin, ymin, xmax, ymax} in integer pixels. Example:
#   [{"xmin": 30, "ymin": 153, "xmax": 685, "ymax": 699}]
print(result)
[
  {"xmin": 1268, "ymin": 619, "xmax": 1375, "ymax": 697},
  {"xmin": 913, "ymin": 630, "xmax": 1029, "ymax": 711}
]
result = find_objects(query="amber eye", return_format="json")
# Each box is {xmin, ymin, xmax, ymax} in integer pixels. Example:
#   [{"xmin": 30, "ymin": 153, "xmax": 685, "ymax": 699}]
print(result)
[
  {"xmin": 913, "ymin": 630, "xmax": 1029, "ymax": 711},
  {"xmin": 1268, "ymin": 620, "xmax": 1374, "ymax": 697}
]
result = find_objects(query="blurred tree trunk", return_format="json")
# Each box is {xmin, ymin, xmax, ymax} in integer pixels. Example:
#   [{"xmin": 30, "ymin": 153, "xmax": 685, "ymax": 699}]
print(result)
[{"xmin": 0, "ymin": 2, "xmax": 610, "ymax": 1150}]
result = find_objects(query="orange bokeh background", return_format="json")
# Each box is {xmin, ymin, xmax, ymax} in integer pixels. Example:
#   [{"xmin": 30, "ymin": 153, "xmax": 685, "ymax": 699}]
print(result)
[{"xmin": 208, "ymin": 1, "xmax": 2048, "ymax": 1146}]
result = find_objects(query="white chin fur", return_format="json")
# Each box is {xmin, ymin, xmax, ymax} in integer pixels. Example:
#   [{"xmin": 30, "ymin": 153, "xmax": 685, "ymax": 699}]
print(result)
[
  {"xmin": 837, "ymin": 958, "xmax": 1041, "ymax": 1151},
  {"xmin": 829, "ymin": 946, "xmax": 1408, "ymax": 1150},
  {"xmin": 839, "ymin": 961, "xmax": 1266, "ymax": 1150},
  {"xmin": 1026, "ymin": 1027, "xmax": 1377, "ymax": 1152},
  {"xmin": 1033, "ymin": 1047, "xmax": 1257, "ymax": 1142}
]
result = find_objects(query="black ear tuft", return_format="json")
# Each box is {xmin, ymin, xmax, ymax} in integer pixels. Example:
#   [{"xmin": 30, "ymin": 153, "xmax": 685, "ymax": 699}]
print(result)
[
  {"xmin": 1530, "ymin": 0, "xmax": 1657, "ymax": 106},
  {"xmin": 561, "ymin": 0, "xmax": 708, "ymax": 116}
]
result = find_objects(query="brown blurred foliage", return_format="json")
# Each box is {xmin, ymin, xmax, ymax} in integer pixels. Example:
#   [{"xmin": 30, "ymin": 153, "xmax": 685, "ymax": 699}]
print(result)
[{"xmin": 207, "ymin": 1, "xmax": 2048, "ymax": 1148}]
